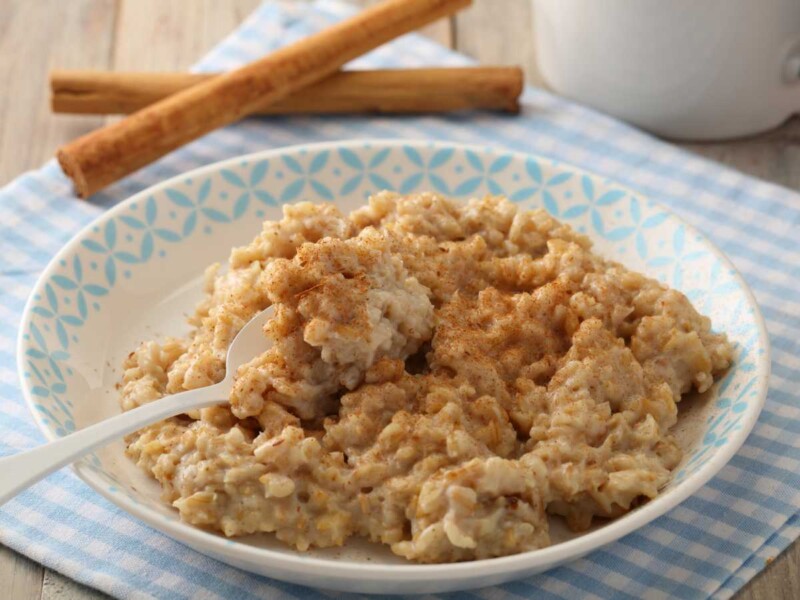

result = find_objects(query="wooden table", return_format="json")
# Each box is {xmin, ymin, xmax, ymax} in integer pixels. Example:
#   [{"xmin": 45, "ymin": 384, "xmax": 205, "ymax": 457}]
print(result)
[{"xmin": 1, "ymin": 1, "xmax": 796, "ymax": 598}]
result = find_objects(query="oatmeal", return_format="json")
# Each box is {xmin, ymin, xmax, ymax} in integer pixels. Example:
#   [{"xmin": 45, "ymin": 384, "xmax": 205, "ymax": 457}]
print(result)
[{"xmin": 122, "ymin": 192, "xmax": 733, "ymax": 563}]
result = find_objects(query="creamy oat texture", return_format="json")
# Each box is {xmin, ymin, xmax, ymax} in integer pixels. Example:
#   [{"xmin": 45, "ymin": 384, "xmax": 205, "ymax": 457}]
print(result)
[{"xmin": 122, "ymin": 192, "xmax": 733, "ymax": 563}]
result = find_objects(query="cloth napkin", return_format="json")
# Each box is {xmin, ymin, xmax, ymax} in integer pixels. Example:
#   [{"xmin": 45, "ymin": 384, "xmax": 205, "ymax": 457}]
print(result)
[{"xmin": 2, "ymin": 2, "xmax": 799, "ymax": 598}]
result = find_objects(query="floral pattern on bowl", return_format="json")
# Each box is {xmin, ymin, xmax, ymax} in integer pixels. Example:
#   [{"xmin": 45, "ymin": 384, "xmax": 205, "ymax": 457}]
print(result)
[{"xmin": 17, "ymin": 140, "xmax": 769, "ymax": 594}]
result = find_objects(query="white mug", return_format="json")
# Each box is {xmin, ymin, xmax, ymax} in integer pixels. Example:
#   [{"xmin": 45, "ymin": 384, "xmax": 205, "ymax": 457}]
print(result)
[{"xmin": 532, "ymin": 0, "xmax": 800, "ymax": 140}]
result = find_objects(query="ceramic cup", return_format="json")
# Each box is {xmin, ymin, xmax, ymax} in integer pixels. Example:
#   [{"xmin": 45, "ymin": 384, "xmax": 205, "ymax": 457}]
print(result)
[{"xmin": 532, "ymin": 0, "xmax": 800, "ymax": 140}]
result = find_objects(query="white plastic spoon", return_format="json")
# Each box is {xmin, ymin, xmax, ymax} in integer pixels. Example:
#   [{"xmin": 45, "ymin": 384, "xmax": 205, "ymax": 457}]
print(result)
[{"xmin": 0, "ymin": 306, "xmax": 274, "ymax": 506}]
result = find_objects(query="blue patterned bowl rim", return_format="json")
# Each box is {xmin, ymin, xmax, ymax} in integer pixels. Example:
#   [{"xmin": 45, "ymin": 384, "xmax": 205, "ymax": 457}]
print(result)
[{"xmin": 16, "ymin": 140, "xmax": 770, "ymax": 583}]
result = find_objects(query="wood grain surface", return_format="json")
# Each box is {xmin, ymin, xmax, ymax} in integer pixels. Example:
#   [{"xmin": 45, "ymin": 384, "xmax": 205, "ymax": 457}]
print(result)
[{"xmin": 0, "ymin": 1, "xmax": 796, "ymax": 598}]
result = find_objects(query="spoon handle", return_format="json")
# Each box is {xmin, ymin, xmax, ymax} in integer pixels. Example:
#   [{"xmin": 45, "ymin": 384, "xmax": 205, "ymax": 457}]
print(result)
[{"xmin": 0, "ymin": 383, "xmax": 228, "ymax": 506}]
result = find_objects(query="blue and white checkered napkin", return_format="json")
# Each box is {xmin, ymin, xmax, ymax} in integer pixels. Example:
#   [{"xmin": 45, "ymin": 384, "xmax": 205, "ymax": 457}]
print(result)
[{"xmin": 2, "ymin": 2, "xmax": 799, "ymax": 598}]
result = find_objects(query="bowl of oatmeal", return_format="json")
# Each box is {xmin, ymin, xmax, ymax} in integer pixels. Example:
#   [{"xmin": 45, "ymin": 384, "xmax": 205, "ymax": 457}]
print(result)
[{"xmin": 18, "ymin": 140, "xmax": 769, "ymax": 593}]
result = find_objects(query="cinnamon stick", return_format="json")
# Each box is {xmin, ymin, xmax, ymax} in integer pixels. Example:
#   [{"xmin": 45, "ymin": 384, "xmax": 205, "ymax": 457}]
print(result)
[
  {"xmin": 51, "ymin": 67, "xmax": 523, "ymax": 115},
  {"xmin": 57, "ymin": 0, "xmax": 472, "ymax": 198}
]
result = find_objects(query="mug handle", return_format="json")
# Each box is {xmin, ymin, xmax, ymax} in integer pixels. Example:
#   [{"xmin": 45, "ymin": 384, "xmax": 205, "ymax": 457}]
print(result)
[{"xmin": 782, "ymin": 54, "xmax": 800, "ymax": 115}]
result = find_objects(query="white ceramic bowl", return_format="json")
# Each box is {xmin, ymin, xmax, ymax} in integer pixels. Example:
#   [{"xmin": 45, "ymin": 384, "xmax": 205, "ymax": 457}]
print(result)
[{"xmin": 17, "ymin": 140, "xmax": 769, "ymax": 594}]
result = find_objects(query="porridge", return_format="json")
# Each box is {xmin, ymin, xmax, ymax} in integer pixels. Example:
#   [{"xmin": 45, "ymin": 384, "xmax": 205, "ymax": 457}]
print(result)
[{"xmin": 121, "ymin": 192, "xmax": 733, "ymax": 563}]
